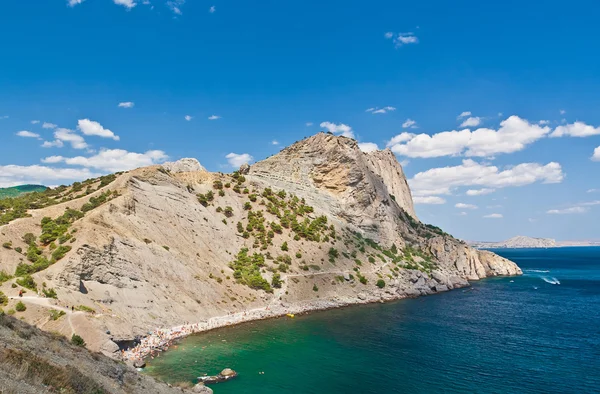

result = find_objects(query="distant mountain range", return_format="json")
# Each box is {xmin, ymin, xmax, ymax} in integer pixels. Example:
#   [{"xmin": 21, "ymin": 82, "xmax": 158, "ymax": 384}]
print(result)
[
  {"xmin": 468, "ymin": 235, "xmax": 600, "ymax": 249},
  {"xmin": 0, "ymin": 184, "xmax": 47, "ymax": 199}
]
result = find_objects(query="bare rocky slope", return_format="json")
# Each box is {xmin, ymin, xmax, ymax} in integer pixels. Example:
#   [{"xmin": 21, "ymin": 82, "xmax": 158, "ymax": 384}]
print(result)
[
  {"xmin": 469, "ymin": 235, "xmax": 557, "ymax": 249},
  {"xmin": 0, "ymin": 132, "xmax": 521, "ymax": 359}
]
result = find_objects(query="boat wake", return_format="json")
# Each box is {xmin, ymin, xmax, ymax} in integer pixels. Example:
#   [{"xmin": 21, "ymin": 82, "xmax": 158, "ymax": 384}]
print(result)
[
  {"xmin": 541, "ymin": 277, "xmax": 560, "ymax": 285},
  {"xmin": 524, "ymin": 269, "xmax": 550, "ymax": 273}
]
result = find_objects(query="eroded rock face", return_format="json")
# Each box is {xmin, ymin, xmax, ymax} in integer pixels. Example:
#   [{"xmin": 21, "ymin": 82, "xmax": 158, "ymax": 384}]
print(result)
[{"xmin": 162, "ymin": 158, "xmax": 206, "ymax": 173}]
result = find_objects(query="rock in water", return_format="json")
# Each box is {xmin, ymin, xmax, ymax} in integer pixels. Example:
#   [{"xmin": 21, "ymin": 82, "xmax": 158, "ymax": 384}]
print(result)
[
  {"xmin": 220, "ymin": 368, "xmax": 236, "ymax": 377},
  {"xmin": 193, "ymin": 383, "xmax": 214, "ymax": 393},
  {"xmin": 162, "ymin": 158, "xmax": 206, "ymax": 173}
]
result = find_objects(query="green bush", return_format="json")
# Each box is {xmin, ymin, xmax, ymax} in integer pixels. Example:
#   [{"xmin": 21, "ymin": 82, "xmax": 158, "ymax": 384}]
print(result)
[
  {"xmin": 271, "ymin": 272, "xmax": 282, "ymax": 288},
  {"xmin": 50, "ymin": 309, "xmax": 66, "ymax": 320},
  {"xmin": 312, "ymin": 284, "xmax": 319, "ymax": 292},
  {"xmin": 376, "ymin": 279, "xmax": 386, "ymax": 288},
  {"xmin": 22, "ymin": 233, "xmax": 36, "ymax": 245},
  {"xmin": 15, "ymin": 301, "xmax": 27, "ymax": 312},
  {"xmin": 368, "ymin": 256, "xmax": 376, "ymax": 264},
  {"xmin": 16, "ymin": 275, "xmax": 37, "ymax": 290},
  {"xmin": 281, "ymin": 242, "xmax": 288, "ymax": 251},
  {"xmin": 0, "ymin": 270, "xmax": 12, "ymax": 284},
  {"xmin": 51, "ymin": 245, "xmax": 71, "ymax": 262},
  {"xmin": 43, "ymin": 288, "xmax": 58, "ymax": 299},
  {"xmin": 0, "ymin": 291, "xmax": 8, "ymax": 306},
  {"xmin": 2, "ymin": 242, "xmax": 12, "ymax": 249},
  {"xmin": 71, "ymin": 334, "xmax": 86, "ymax": 347}
]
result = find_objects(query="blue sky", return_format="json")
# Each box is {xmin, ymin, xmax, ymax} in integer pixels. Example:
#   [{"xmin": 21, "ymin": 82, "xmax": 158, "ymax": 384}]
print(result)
[{"xmin": 1, "ymin": 0, "xmax": 600, "ymax": 241}]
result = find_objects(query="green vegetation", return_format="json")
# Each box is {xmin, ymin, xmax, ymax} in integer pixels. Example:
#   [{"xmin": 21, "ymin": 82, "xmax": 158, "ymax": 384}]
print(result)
[
  {"xmin": 229, "ymin": 248, "xmax": 271, "ymax": 292},
  {"xmin": 0, "ymin": 184, "xmax": 47, "ymax": 199},
  {"xmin": 197, "ymin": 191, "xmax": 214, "ymax": 207},
  {"xmin": 281, "ymin": 241, "xmax": 288, "ymax": 251},
  {"xmin": 271, "ymin": 272, "xmax": 283, "ymax": 288},
  {"xmin": 0, "ymin": 271, "xmax": 12, "ymax": 284},
  {"xmin": 42, "ymin": 288, "xmax": 58, "ymax": 299},
  {"xmin": 71, "ymin": 334, "xmax": 86, "ymax": 347},
  {"xmin": 15, "ymin": 301, "xmax": 27, "ymax": 312},
  {"xmin": 49, "ymin": 309, "xmax": 66, "ymax": 320},
  {"xmin": 376, "ymin": 279, "xmax": 386, "ymax": 288},
  {"xmin": 0, "ymin": 291, "xmax": 8, "ymax": 306},
  {"xmin": 16, "ymin": 275, "xmax": 37, "ymax": 290},
  {"xmin": 76, "ymin": 305, "xmax": 95, "ymax": 314},
  {"xmin": 312, "ymin": 284, "xmax": 319, "ymax": 292}
]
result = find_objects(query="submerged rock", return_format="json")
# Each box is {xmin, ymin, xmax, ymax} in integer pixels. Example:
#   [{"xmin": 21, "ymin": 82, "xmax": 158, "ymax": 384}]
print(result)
[{"xmin": 192, "ymin": 383, "xmax": 214, "ymax": 393}]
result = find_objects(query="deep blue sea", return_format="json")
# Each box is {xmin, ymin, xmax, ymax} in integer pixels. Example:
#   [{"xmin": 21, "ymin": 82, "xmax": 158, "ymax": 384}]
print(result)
[{"xmin": 146, "ymin": 247, "xmax": 600, "ymax": 393}]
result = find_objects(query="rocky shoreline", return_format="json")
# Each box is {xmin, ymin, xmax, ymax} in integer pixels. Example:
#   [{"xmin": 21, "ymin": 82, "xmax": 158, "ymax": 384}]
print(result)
[{"xmin": 123, "ymin": 268, "xmax": 484, "ymax": 364}]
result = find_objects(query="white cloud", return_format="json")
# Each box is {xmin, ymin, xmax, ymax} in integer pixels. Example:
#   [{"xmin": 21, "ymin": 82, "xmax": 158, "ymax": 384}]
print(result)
[
  {"xmin": 0, "ymin": 164, "xmax": 97, "ymax": 188},
  {"xmin": 484, "ymin": 213, "xmax": 503, "ymax": 219},
  {"xmin": 457, "ymin": 111, "xmax": 471, "ymax": 119},
  {"xmin": 409, "ymin": 159, "xmax": 563, "ymax": 197},
  {"xmin": 458, "ymin": 212, "xmax": 468, "ymax": 216},
  {"xmin": 539, "ymin": 120, "xmax": 550, "ymax": 125},
  {"xmin": 42, "ymin": 140, "xmax": 64, "ymax": 148},
  {"xmin": 67, "ymin": 0, "xmax": 85, "ymax": 7},
  {"xmin": 593, "ymin": 146, "xmax": 600, "ymax": 162},
  {"xmin": 320, "ymin": 121, "xmax": 355, "ymax": 138},
  {"xmin": 0, "ymin": 115, "xmax": 8, "ymax": 119},
  {"xmin": 77, "ymin": 119, "xmax": 120, "ymax": 140},
  {"xmin": 547, "ymin": 207, "xmax": 587, "ymax": 215},
  {"xmin": 358, "ymin": 142, "xmax": 379, "ymax": 153},
  {"xmin": 167, "ymin": 0, "xmax": 184, "ymax": 14},
  {"xmin": 370, "ymin": 106, "xmax": 396, "ymax": 114},
  {"xmin": 16, "ymin": 131, "xmax": 41, "ymax": 139},
  {"xmin": 389, "ymin": 115, "xmax": 551, "ymax": 158},
  {"xmin": 209, "ymin": 5, "xmax": 215, "ymax": 13},
  {"xmin": 185, "ymin": 115, "xmax": 193, "ymax": 121},
  {"xmin": 588, "ymin": 189, "xmax": 599, "ymax": 193},
  {"xmin": 54, "ymin": 128, "xmax": 88, "ymax": 149},
  {"xmin": 466, "ymin": 188, "xmax": 495, "ymax": 196},
  {"xmin": 118, "ymin": 101, "xmax": 135, "ymax": 108},
  {"xmin": 41, "ymin": 156, "xmax": 65, "ymax": 164},
  {"xmin": 48, "ymin": 149, "xmax": 168, "ymax": 172},
  {"xmin": 208, "ymin": 115, "xmax": 221, "ymax": 120},
  {"xmin": 42, "ymin": 122, "xmax": 57, "ymax": 129},
  {"xmin": 414, "ymin": 196, "xmax": 446, "ymax": 205},
  {"xmin": 226, "ymin": 153, "xmax": 253, "ymax": 168},
  {"xmin": 385, "ymin": 32, "xmax": 419, "ymax": 47},
  {"xmin": 459, "ymin": 116, "xmax": 482, "ymax": 128},
  {"xmin": 113, "ymin": 0, "xmax": 136, "ymax": 9},
  {"xmin": 455, "ymin": 203, "xmax": 477, "ymax": 209},
  {"xmin": 386, "ymin": 132, "xmax": 416, "ymax": 147},
  {"xmin": 31, "ymin": 120, "xmax": 40, "ymax": 124},
  {"xmin": 551, "ymin": 121, "xmax": 600, "ymax": 138},
  {"xmin": 560, "ymin": 109, "xmax": 566, "ymax": 115},
  {"xmin": 271, "ymin": 140, "xmax": 279, "ymax": 145},
  {"xmin": 402, "ymin": 119, "xmax": 417, "ymax": 128},
  {"xmin": 306, "ymin": 122, "xmax": 313, "ymax": 127}
]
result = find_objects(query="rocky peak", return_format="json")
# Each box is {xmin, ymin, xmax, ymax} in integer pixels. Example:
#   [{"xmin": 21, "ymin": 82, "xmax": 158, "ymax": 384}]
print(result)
[{"xmin": 161, "ymin": 158, "xmax": 206, "ymax": 173}]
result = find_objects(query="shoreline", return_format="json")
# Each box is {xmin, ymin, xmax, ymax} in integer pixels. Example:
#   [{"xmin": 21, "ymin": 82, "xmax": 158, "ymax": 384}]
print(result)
[{"xmin": 121, "ymin": 292, "xmax": 416, "ymax": 363}]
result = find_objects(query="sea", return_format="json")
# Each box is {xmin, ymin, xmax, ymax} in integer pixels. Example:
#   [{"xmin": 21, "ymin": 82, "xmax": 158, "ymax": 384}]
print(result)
[{"xmin": 145, "ymin": 247, "xmax": 600, "ymax": 393}]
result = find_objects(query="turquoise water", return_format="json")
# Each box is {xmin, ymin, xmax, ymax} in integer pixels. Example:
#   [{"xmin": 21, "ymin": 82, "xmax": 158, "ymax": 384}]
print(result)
[{"xmin": 146, "ymin": 247, "xmax": 600, "ymax": 393}]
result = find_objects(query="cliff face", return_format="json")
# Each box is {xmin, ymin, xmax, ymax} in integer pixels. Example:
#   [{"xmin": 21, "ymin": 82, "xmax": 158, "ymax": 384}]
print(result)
[{"xmin": 0, "ymin": 132, "xmax": 521, "ymax": 356}]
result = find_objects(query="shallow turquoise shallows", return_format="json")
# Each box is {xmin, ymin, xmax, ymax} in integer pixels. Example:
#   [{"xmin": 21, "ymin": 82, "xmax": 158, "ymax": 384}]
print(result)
[{"xmin": 145, "ymin": 247, "xmax": 600, "ymax": 393}]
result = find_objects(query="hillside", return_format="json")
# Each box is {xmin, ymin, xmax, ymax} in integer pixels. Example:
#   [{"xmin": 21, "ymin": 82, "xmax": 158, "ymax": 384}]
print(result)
[
  {"xmin": 0, "ymin": 132, "xmax": 521, "ymax": 359},
  {"xmin": 0, "ymin": 312, "xmax": 201, "ymax": 393},
  {"xmin": 469, "ymin": 236, "xmax": 557, "ymax": 249},
  {"xmin": 0, "ymin": 185, "xmax": 47, "ymax": 199}
]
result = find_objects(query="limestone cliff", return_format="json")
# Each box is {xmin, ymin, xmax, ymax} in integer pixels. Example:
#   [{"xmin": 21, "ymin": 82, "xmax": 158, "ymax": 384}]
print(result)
[{"xmin": 0, "ymin": 133, "xmax": 521, "ymax": 356}]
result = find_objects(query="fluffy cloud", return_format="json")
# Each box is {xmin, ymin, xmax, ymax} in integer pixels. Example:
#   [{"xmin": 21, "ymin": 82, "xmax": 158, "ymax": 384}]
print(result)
[
  {"xmin": 457, "ymin": 111, "xmax": 471, "ymax": 119},
  {"xmin": 455, "ymin": 203, "xmax": 477, "ymax": 209},
  {"xmin": 167, "ymin": 0, "xmax": 185, "ymax": 14},
  {"xmin": 402, "ymin": 119, "xmax": 417, "ymax": 128},
  {"xmin": 484, "ymin": 213, "xmax": 503, "ymax": 219},
  {"xmin": 46, "ymin": 149, "xmax": 168, "ymax": 172},
  {"xmin": 459, "ymin": 116, "xmax": 482, "ymax": 128},
  {"xmin": 551, "ymin": 121, "xmax": 600, "ymax": 138},
  {"xmin": 208, "ymin": 115, "xmax": 221, "ymax": 120},
  {"xmin": 54, "ymin": 128, "xmax": 88, "ymax": 149},
  {"xmin": 409, "ymin": 159, "xmax": 563, "ymax": 197},
  {"xmin": 0, "ymin": 164, "xmax": 97, "ymax": 188},
  {"xmin": 389, "ymin": 116, "xmax": 551, "ymax": 158},
  {"xmin": 560, "ymin": 109, "xmax": 566, "ymax": 115},
  {"xmin": 386, "ymin": 132, "xmax": 415, "ymax": 147},
  {"xmin": 593, "ymin": 146, "xmax": 600, "ymax": 161},
  {"xmin": 358, "ymin": 142, "xmax": 379, "ymax": 153},
  {"xmin": 113, "ymin": 0, "xmax": 136, "ymax": 8},
  {"xmin": 31, "ymin": 120, "xmax": 40, "ymax": 124},
  {"xmin": 413, "ymin": 196, "xmax": 446, "ymax": 205},
  {"xmin": 16, "ymin": 131, "xmax": 41, "ymax": 139},
  {"xmin": 271, "ymin": 140, "xmax": 279, "ymax": 145},
  {"xmin": 42, "ymin": 140, "xmax": 64, "ymax": 148},
  {"xmin": 42, "ymin": 122, "xmax": 57, "ymax": 129},
  {"xmin": 185, "ymin": 115, "xmax": 193, "ymax": 121},
  {"xmin": 320, "ymin": 122, "xmax": 354, "ymax": 138},
  {"xmin": 209, "ymin": 5, "xmax": 215, "ymax": 13},
  {"xmin": 385, "ymin": 32, "xmax": 418, "ymax": 47},
  {"xmin": 226, "ymin": 153, "xmax": 253, "ymax": 168},
  {"xmin": 306, "ymin": 122, "xmax": 313, "ymax": 127},
  {"xmin": 547, "ymin": 201, "xmax": 600, "ymax": 214},
  {"xmin": 118, "ymin": 102, "xmax": 135, "ymax": 108},
  {"xmin": 77, "ymin": 119, "xmax": 120, "ymax": 140},
  {"xmin": 466, "ymin": 188, "xmax": 495, "ymax": 196},
  {"xmin": 67, "ymin": 0, "xmax": 85, "ymax": 7}
]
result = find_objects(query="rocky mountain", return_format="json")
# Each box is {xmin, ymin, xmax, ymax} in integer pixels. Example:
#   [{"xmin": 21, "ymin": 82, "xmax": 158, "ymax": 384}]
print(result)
[
  {"xmin": 0, "ymin": 132, "xmax": 521, "ymax": 359},
  {"xmin": 469, "ymin": 236, "xmax": 557, "ymax": 249}
]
